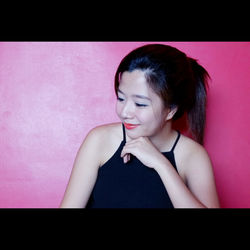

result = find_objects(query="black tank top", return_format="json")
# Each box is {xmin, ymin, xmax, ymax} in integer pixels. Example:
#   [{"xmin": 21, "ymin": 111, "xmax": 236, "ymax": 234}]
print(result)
[{"xmin": 86, "ymin": 124, "xmax": 181, "ymax": 208}]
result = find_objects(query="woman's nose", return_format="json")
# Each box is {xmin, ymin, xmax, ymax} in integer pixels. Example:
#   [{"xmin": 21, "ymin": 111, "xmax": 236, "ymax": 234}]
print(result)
[{"xmin": 121, "ymin": 101, "xmax": 135, "ymax": 119}]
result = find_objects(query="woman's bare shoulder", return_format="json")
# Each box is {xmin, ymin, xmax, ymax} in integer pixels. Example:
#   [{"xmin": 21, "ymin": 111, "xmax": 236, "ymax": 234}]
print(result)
[
  {"xmin": 175, "ymin": 134, "xmax": 219, "ymax": 208},
  {"xmin": 89, "ymin": 122, "xmax": 122, "ymax": 140},
  {"xmin": 175, "ymin": 134, "xmax": 212, "ymax": 179},
  {"xmin": 86, "ymin": 122, "xmax": 123, "ymax": 151},
  {"xmin": 176, "ymin": 134, "xmax": 208, "ymax": 158},
  {"xmin": 87, "ymin": 122, "xmax": 123, "ymax": 166},
  {"xmin": 76, "ymin": 122, "xmax": 122, "ymax": 165}
]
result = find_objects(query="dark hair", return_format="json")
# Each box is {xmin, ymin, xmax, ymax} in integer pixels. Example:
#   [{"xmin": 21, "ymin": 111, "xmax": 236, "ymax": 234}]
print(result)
[{"xmin": 114, "ymin": 44, "xmax": 210, "ymax": 145}]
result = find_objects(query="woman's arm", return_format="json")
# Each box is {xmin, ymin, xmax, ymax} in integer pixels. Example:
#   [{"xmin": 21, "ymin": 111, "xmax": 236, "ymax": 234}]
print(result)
[
  {"xmin": 121, "ymin": 136, "xmax": 220, "ymax": 208},
  {"xmin": 155, "ymin": 145, "xmax": 220, "ymax": 208},
  {"xmin": 60, "ymin": 127, "xmax": 103, "ymax": 208}
]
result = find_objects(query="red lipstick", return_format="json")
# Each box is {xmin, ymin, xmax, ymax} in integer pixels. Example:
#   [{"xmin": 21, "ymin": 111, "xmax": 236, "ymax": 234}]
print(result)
[{"xmin": 123, "ymin": 123, "xmax": 139, "ymax": 130}]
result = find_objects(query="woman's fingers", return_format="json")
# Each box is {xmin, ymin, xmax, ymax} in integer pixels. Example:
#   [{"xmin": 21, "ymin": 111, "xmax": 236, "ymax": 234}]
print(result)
[
  {"xmin": 121, "ymin": 144, "xmax": 132, "ymax": 164},
  {"xmin": 123, "ymin": 153, "xmax": 131, "ymax": 164},
  {"xmin": 121, "ymin": 138, "xmax": 142, "ymax": 164}
]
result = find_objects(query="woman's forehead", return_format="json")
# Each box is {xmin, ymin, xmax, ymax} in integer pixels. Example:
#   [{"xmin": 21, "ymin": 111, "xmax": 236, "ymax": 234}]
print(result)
[{"xmin": 119, "ymin": 70, "xmax": 159, "ymax": 99}]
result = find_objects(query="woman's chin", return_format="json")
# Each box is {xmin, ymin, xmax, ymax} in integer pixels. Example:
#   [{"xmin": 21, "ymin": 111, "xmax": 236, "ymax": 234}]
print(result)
[{"xmin": 126, "ymin": 130, "xmax": 145, "ymax": 140}]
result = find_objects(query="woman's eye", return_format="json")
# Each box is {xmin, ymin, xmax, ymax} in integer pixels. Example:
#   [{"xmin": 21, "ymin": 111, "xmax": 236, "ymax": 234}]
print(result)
[
  {"xmin": 117, "ymin": 97, "xmax": 124, "ymax": 102},
  {"xmin": 117, "ymin": 97, "xmax": 147, "ymax": 107},
  {"xmin": 135, "ymin": 103, "xmax": 148, "ymax": 107}
]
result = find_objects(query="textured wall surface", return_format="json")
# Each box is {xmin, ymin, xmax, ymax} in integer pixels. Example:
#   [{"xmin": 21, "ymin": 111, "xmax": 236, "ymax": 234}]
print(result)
[{"xmin": 0, "ymin": 42, "xmax": 249, "ymax": 208}]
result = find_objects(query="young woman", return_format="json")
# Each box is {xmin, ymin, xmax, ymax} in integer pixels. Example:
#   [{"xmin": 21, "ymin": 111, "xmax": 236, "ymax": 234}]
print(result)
[{"xmin": 60, "ymin": 44, "xmax": 220, "ymax": 208}]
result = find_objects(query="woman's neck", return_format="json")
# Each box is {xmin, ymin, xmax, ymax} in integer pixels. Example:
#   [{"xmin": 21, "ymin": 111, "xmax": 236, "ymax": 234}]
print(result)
[{"xmin": 148, "ymin": 121, "xmax": 176, "ymax": 152}]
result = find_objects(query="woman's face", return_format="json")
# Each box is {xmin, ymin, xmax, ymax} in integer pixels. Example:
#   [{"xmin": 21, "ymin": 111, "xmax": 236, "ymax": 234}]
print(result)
[{"xmin": 116, "ymin": 70, "xmax": 170, "ymax": 139}]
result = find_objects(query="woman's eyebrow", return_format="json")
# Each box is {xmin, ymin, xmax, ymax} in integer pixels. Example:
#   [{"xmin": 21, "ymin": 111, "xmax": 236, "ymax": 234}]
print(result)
[
  {"xmin": 118, "ymin": 89, "xmax": 152, "ymax": 101},
  {"xmin": 134, "ymin": 94, "xmax": 152, "ymax": 101}
]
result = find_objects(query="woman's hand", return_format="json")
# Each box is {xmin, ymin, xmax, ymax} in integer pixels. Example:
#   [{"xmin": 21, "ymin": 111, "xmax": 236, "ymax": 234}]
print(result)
[{"xmin": 120, "ymin": 137, "xmax": 169, "ymax": 170}]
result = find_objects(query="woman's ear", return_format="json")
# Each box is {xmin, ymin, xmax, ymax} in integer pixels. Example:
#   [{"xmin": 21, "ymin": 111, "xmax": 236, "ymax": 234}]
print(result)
[{"xmin": 166, "ymin": 106, "xmax": 178, "ymax": 121}]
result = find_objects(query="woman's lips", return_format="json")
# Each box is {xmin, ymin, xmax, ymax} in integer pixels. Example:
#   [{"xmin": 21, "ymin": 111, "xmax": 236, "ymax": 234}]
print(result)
[{"xmin": 123, "ymin": 123, "xmax": 139, "ymax": 130}]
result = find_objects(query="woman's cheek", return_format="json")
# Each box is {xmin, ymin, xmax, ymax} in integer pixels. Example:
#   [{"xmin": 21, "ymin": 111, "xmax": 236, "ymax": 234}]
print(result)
[
  {"xmin": 115, "ymin": 102, "xmax": 122, "ymax": 118},
  {"xmin": 137, "ymin": 109, "xmax": 154, "ymax": 124}
]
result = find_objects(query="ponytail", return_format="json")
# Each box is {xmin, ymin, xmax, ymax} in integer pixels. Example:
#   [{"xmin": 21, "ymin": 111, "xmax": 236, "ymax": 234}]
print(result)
[{"xmin": 187, "ymin": 58, "xmax": 210, "ymax": 145}]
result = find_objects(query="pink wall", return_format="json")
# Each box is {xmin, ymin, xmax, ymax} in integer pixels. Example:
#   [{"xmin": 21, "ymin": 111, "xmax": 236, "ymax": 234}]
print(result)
[{"xmin": 0, "ymin": 42, "xmax": 249, "ymax": 208}]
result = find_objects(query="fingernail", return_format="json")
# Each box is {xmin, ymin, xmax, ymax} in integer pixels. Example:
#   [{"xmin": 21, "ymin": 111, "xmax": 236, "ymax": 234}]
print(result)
[
  {"xmin": 124, "ymin": 154, "xmax": 130, "ymax": 164},
  {"xmin": 127, "ymin": 154, "xmax": 131, "ymax": 162}
]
